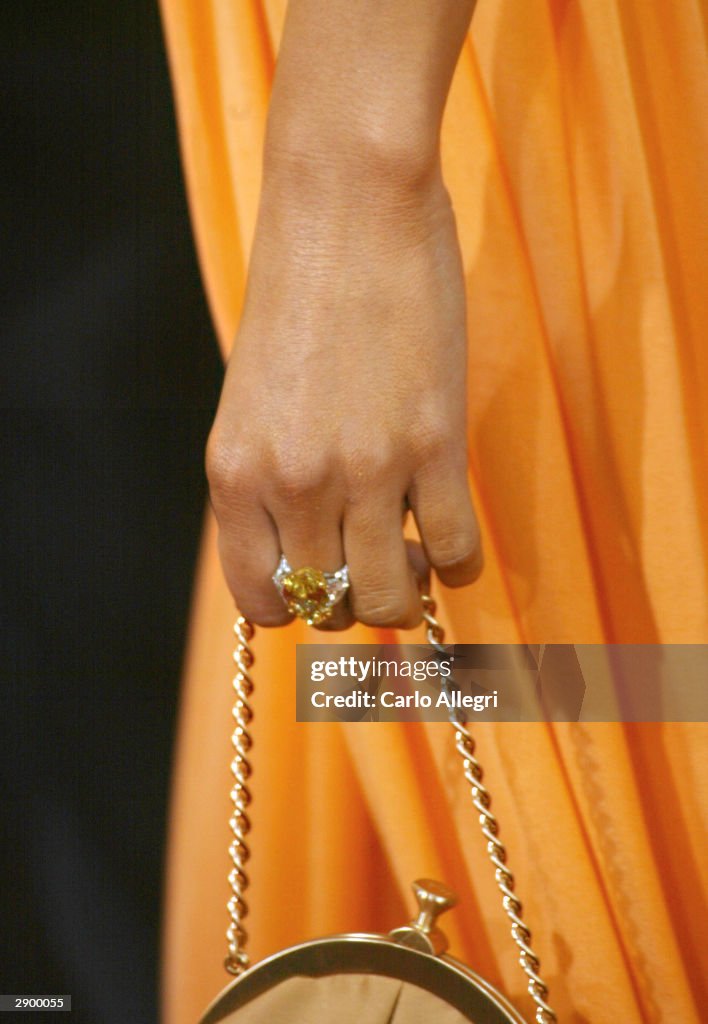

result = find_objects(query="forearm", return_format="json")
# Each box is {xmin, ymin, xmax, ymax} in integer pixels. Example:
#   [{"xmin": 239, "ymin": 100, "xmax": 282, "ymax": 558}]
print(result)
[{"xmin": 264, "ymin": 0, "xmax": 477, "ymax": 185}]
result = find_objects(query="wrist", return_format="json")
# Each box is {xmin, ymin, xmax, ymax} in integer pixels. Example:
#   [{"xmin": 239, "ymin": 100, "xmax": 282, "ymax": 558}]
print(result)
[
  {"xmin": 262, "ymin": 98, "xmax": 442, "ymax": 200},
  {"xmin": 257, "ymin": 0, "xmax": 475, "ymax": 211}
]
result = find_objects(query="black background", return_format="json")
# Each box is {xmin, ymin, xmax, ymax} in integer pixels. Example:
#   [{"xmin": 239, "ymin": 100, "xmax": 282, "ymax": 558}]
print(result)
[{"xmin": 1, "ymin": 3, "xmax": 223, "ymax": 1021}]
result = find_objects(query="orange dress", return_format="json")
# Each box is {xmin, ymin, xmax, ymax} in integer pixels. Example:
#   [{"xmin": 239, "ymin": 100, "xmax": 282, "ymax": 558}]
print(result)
[{"xmin": 158, "ymin": 2, "xmax": 708, "ymax": 1022}]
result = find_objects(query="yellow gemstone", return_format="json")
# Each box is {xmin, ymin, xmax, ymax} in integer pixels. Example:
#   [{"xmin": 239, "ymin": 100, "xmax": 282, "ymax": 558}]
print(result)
[{"xmin": 281, "ymin": 567, "xmax": 333, "ymax": 625}]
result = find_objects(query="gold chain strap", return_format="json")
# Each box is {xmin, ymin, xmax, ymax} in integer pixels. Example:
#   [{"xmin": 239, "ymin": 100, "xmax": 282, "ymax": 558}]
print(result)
[
  {"xmin": 224, "ymin": 603, "xmax": 557, "ymax": 1023},
  {"xmin": 224, "ymin": 617, "xmax": 255, "ymax": 976},
  {"xmin": 421, "ymin": 596, "xmax": 557, "ymax": 1024}
]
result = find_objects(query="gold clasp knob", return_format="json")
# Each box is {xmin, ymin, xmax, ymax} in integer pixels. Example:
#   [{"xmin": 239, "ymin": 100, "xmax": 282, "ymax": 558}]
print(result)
[{"xmin": 389, "ymin": 878, "xmax": 458, "ymax": 956}]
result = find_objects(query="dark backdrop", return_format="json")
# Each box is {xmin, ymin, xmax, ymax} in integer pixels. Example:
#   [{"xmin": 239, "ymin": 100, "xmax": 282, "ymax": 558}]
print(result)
[{"xmin": 0, "ymin": 3, "xmax": 223, "ymax": 1021}]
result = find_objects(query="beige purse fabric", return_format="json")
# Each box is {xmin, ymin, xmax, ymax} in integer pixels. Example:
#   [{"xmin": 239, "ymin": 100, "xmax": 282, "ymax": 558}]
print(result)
[{"xmin": 218, "ymin": 973, "xmax": 470, "ymax": 1024}]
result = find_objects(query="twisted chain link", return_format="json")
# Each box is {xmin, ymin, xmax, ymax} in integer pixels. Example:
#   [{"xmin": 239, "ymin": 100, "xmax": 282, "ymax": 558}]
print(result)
[
  {"xmin": 224, "ymin": 601, "xmax": 557, "ymax": 1022},
  {"xmin": 421, "ymin": 595, "xmax": 557, "ymax": 1024},
  {"xmin": 224, "ymin": 616, "xmax": 255, "ymax": 976}
]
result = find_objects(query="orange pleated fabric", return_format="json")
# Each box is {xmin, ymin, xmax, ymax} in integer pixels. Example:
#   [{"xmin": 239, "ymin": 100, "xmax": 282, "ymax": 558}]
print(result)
[{"xmin": 158, "ymin": 3, "xmax": 708, "ymax": 1023}]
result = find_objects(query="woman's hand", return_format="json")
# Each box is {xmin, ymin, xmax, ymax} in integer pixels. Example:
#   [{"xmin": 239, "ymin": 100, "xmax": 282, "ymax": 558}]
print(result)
[{"xmin": 206, "ymin": 149, "xmax": 482, "ymax": 630}]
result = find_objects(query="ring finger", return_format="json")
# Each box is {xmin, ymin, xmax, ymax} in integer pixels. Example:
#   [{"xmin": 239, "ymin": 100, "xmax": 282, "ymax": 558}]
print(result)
[{"xmin": 273, "ymin": 497, "xmax": 354, "ymax": 631}]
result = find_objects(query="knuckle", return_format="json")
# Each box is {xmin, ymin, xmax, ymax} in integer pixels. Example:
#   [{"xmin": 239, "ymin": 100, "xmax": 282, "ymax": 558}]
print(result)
[
  {"xmin": 413, "ymin": 423, "xmax": 454, "ymax": 465},
  {"xmin": 206, "ymin": 430, "xmax": 255, "ymax": 504},
  {"xmin": 343, "ymin": 443, "xmax": 395, "ymax": 492},
  {"xmin": 252, "ymin": 608, "xmax": 294, "ymax": 628},
  {"xmin": 434, "ymin": 536, "xmax": 479, "ymax": 569},
  {"xmin": 236, "ymin": 596, "xmax": 293, "ymax": 628},
  {"xmin": 432, "ymin": 531, "xmax": 483, "ymax": 583},
  {"xmin": 270, "ymin": 448, "xmax": 332, "ymax": 503},
  {"xmin": 353, "ymin": 589, "xmax": 413, "ymax": 628},
  {"xmin": 205, "ymin": 428, "xmax": 229, "ymax": 490}
]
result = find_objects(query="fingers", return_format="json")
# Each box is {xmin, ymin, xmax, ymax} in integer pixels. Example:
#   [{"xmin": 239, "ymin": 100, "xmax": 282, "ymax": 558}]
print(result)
[
  {"xmin": 209, "ymin": 437, "xmax": 481, "ymax": 631},
  {"xmin": 206, "ymin": 431, "xmax": 292, "ymax": 625},
  {"xmin": 208, "ymin": 434, "xmax": 356, "ymax": 629},
  {"xmin": 405, "ymin": 538, "xmax": 431, "ymax": 596},
  {"xmin": 408, "ymin": 462, "xmax": 483, "ymax": 587},
  {"xmin": 215, "ymin": 501, "xmax": 294, "ymax": 626},
  {"xmin": 275, "ymin": 493, "xmax": 355, "ymax": 632},
  {"xmin": 344, "ymin": 495, "xmax": 424, "ymax": 629}
]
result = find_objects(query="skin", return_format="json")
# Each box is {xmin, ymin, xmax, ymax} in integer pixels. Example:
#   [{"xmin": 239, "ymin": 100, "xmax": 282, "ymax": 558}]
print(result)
[{"xmin": 207, "ymin": 0, "xmax": 482, "ymax": 630}]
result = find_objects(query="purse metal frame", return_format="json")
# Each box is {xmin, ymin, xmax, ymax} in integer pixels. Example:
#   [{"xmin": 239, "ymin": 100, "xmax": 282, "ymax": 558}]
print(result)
[{"xmin": 199, "ymin": 932, "xmax": 525, "ymax": 1024}]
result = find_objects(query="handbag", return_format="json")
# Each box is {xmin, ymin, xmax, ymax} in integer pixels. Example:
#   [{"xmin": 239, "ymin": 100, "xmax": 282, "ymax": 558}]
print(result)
[{"xmin": 197, "ymin": 597, "xmax": 556, "ymax": 1024}]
